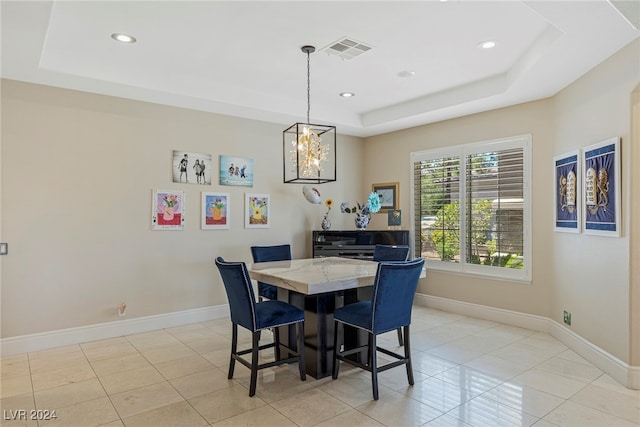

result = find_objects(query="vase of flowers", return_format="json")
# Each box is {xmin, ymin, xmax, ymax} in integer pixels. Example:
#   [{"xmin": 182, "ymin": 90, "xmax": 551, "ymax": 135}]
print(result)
[
  {"xmin": 208, "ymin": 198, "xmax": 225, "ymax": 220},
  {"xmin": 162, "ymin": 195, "xmax": 178, "ymax": 221},
  {"xmin": 341, "ymin": 192, "xmax": 382, "ymax": 230},
  {"xmin": 321, "ymin": 198, "xmax": 333, "ymax": 230}
]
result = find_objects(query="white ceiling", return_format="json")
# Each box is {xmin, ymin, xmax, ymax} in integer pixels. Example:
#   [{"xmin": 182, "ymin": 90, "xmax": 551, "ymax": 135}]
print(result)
[{"xmin": 2, "ymin": 1, "xmax": 638, "ymax": 137}]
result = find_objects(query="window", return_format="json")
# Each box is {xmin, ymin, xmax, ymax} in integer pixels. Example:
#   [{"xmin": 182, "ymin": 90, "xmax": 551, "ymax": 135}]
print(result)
[{"xmin": 411, "ymin": 135, "xmax": 531, "ymax": 281}]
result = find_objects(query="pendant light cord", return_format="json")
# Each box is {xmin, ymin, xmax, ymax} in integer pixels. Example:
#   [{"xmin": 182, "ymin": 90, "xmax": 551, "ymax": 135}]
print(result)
[{"xmin": 306, "ymin": 49, "xmax": 311, "ymax": 124}]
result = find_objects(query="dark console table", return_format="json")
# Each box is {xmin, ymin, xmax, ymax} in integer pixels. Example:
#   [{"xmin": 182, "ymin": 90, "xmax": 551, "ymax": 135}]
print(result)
[{"xmin": 312, "ymin": 229, "xmax": 410, "ymax": 259}]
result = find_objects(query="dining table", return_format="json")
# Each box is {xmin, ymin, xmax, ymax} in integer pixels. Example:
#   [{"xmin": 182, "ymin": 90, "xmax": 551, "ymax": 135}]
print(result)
[{"xmin": 249, "ymin": 256, "xmax": 425, "ymax": 379}]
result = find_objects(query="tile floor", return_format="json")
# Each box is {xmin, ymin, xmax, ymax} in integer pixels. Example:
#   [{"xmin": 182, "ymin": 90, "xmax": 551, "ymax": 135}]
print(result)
[{"xmin": 1, "ymin": 306, "xmax": 639, "ymax": 427}]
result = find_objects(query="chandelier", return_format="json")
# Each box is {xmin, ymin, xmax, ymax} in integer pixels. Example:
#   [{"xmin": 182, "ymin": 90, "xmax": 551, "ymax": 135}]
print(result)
[{"xmin": 283, "ymin": 45, "xmax": 336, "ymax": 184}]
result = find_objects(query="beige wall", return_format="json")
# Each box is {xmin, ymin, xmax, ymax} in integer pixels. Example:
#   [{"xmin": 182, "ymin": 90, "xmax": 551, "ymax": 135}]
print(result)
[
  {"xmin": 365, "ymin": 39, "xmax": 639, "ymax": 363},
  {"xmin": 550, "ymin": 40, "xmax": 638, "ymax": 364},
  {"xmin": 0, "ymin": 80, "xmax": 364, "ymax": 337},
  {"xmin": 1, "ymin": 39, "xmax": 638, "ymax": 365},
  {"xmin": 631, "ymin": 84, "xmax": 640, "ymax": 366}
]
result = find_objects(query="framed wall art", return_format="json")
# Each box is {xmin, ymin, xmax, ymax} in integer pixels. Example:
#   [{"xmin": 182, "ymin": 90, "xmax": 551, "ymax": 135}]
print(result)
[
  {"xmin": 220, "ymin": 155, "xmax": 254, "ymax": 187},
  {"xmin": 172, "ymin": 150, "xmax": 212, "ymax": 185},
  {"xmin": 372, "ymin": 182, "xmax": 399, "ymax": 212},
  {"xmin": 582, "ymin": 137, "xmax": 620, "ymax": 237},
  {"xmin": 388, "ymin": 209, "xmax": 402, "ymax": 227},
  {"xmin": 201, "ymin": 192, "xmax": 230, "ymax": 230},
  {"xmin": 152, "ymin": 189, "xmax": 184, "ymax": 230},
  {"xmin": 553, "ymin": 150, "xmax": 580, "ymax": 233},
  {"xmin": 245, "ymin": 193, "xmax": 270, "ymax": 228}
]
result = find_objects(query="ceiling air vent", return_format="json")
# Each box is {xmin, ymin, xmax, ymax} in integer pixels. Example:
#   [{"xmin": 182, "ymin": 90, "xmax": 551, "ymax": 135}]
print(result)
[
  {"xmin": 610, "ymin": 0, "xmax": 639, "ymax": 30},
  {"xmin": 321, "ymin": 37, "xmax": 372, "ymax": 60}
]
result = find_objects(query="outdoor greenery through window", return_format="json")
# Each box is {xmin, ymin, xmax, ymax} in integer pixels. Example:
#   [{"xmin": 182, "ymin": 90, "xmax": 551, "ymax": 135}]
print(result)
[{"xmin": 411, "ymin": 135, "xmax": 531, "ymax": 281}]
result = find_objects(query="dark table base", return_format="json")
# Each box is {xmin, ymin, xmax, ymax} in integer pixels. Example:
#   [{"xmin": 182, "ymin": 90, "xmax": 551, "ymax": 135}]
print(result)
[{"xmin": 277, "ymin": 287, "xmax": 370, "ymax": 379}]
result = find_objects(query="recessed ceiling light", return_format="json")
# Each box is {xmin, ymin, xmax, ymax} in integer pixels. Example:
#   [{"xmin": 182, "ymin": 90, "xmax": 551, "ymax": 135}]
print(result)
[
  {"xmin": 478, "ymin": 40, "xmax": 496, "ymax": 49},
  {"xmin": 111, "ymin": 33, "xmax": 136, "ymax": 43},
  {"xmin": 397, "ymin": 70, "xmax": 416, "ymax": 78},
  {"xmin": 339, "ymin": 92, "xmax": 355, "ymax": 98}
]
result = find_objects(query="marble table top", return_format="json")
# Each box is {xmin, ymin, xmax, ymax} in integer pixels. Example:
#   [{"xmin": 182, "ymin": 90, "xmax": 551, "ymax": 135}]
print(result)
[{"xmin": 249, "ymin": 257, "xmax": 380, "ymax": 295}]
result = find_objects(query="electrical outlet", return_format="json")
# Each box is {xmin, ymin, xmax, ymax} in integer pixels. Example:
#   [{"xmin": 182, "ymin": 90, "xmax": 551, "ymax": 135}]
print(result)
[
  {"xmin": 118, "ymin": 303, "xmax": 127, "ymax": 317},
  {"xmin": 563, "ymin": 310, "xmax": 571, "ymax": 325}
]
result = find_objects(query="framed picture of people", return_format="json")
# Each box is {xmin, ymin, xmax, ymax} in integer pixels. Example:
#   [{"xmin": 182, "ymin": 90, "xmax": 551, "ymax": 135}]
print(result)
[
  {"xmin": 220, "ymin": 155, "xmax": 254, "ymax": 187},
  {"xmin": 172, "ymin": 150, "xmax": 212, "ymax": 185},
  {"xmin": 582, "ymin": 137, "xmax": 620, "ymax": 237},
  {"xmin": 553, "ymin": 150, "xmax": 580, "ymax": 233}
]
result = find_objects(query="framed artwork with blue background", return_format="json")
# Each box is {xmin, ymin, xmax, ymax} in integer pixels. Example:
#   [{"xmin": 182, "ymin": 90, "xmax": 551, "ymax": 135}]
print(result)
[
  {"xmin": 201, "ymin": 192, "xmax": 230, "ymax": 230},
  {"xmin": 220, "ymin": 155, "xmax": 254, "ymax": 187},
  {"xmin": 582, "ymin": 137, "xmax": 620, "ymax": 237},
  {"xmin": 554, "ymin": 150, "xmax": 580, "ymax": 233}
]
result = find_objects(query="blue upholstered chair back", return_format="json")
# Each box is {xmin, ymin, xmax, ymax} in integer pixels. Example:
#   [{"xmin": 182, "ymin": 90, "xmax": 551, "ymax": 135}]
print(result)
[
  {"xmin": 371, "ymin": 259, "xmax": 424, "ymax": 334},
  {"xmin": 373, "ymin": 245, "xmax": 410, "ymax": 262},
  {"xmin": 373, "ymin": 245, "xmax": 409, "ymax": 261},
  {"xmin": 215, "ymin": 257, "xmax": 257, "ymax": 331},
  {"xmin": 250, "ymin": 244, "xmax": 291, "ymax": 262},
  {"xmin": 250, "ymin": 244, "xmax": 291, "ymax": 300}
]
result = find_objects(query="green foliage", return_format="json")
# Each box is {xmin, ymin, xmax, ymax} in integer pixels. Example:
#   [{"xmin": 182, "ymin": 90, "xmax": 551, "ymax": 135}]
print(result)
[
  {"xmin": 418, "ymin": 158, "xmax": 459, "ymax": 216},
  {"xmin": 427, "ymin": 198, "xmax": 522, "ymax": 271},
  {"xmin": 428, "ymin": 201, "xmax": 460, "ymax": 261},
  {"xmin": 429, "ymin": 199, "xmax": 495, "ymax": 262},
  {"xmin": 486, "ymin": 252, "xmax": 524, "ymax": 269}
]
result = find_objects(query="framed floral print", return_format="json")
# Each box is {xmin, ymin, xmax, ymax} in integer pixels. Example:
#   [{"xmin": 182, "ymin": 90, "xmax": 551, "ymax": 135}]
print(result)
[
  {"xmin": 201, "ymin": 192, "xmax": 230, "ymax": 230},
  {"xmin": 582, "ymin": 137, "xmax": 620, "ymax": 237},
  {"xmin": 554, "ymin": 150, "xmax": 580, "ymax": 233},
  {"xmin": 152, "ymin": 189, "xmax": 184, "ymax": 230},
  {"xmin": 245, "ymin": 193, "xmax": 270, "ymax": 228}
]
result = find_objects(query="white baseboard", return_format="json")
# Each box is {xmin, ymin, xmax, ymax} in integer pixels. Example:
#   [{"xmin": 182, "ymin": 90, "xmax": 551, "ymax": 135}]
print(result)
[
  {"xmin": 549, "ymin": 319, "xmax": 640, "ymax": 389},
  {"xmin": 414, "ymin": 294, "xmax": 639, "ymax": 390},
  {"xmin": 0, "ymin": 304, "xmax": 229, "ymax": 357},
  {"xmin": 414, "ymin": 294, "xmax": 550, "ymax": 332}
]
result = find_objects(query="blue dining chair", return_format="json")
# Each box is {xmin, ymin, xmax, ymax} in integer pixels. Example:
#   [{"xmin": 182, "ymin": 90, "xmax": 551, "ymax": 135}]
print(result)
[
  {"xmin": 373, "ymin": 244, "xmax": 410, "ymax": 262},
  {"xmin": 215, "ymin": 257, "xmax": 306, "ymax": 397},
  {"xmin": 332, "ymin": 258, "xmax": 424, "ymax": 400},
  {"xmin": 250, "ymin": 244, "xmax": 291, "ymax": 301},
  {"xmin": 373, "ymin": 244, "xmax": 410, "ymax": 346}
]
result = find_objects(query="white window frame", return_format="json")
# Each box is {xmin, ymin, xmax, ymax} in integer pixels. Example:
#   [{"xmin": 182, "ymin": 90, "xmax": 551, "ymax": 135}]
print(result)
[{"xmin": 410, "ymin": 134, "xmax": 532, "ymax": 283}]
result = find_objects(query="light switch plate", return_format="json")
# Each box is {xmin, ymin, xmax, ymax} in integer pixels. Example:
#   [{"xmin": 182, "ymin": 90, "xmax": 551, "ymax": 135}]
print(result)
[{"xmin": 0, "ymin": 243, "xmax": 7, "ymax": 255}]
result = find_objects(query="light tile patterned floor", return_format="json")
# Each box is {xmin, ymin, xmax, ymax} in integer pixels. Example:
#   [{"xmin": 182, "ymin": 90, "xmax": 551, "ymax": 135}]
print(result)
[{"xmin": 1, "ymin": 307, "xmax": 639, "ymax": 426}]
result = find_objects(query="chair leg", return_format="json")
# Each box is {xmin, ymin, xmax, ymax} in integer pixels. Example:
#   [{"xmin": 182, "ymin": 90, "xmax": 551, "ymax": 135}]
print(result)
[
  {"xmin": 297, "ymin": 322, "xmax": 306, "ymax": 381},
  {"xmin": 228, "ymin": 323, "xmax": 237, "ymax": 379},
  {"xmin": 273, "ymin": 327, "xmax": 281, "ymax": 361},
  {"xmin": 396, "ymin": 327, "xmax": 404, "ymax": 346},
  {"xmin": 249, "ymin": 331, "xmax": 260, "ymax": 397},
  {"xmin": 404, "ymin": 325, "xmax": 414, "ymax": 386},
  {"xmin": 332, "ymin": 320, "xmax": 341, "ymax": 380},
  {"xmin": 370, "ymin": 333, "xmax": 379, "ymax": 400}
]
